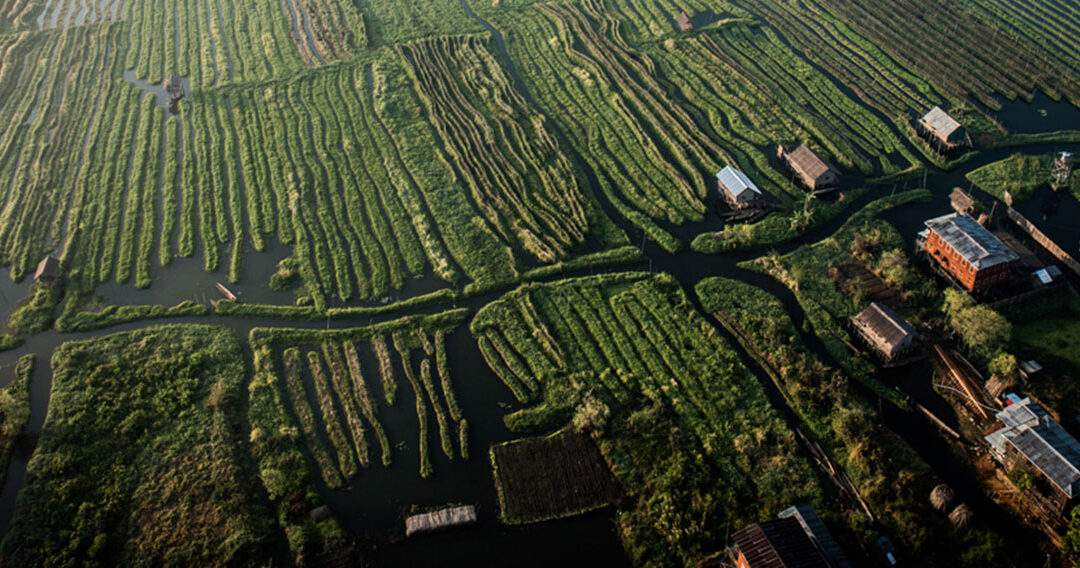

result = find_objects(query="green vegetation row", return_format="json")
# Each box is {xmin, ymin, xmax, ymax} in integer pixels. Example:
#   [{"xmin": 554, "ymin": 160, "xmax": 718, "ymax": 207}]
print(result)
[
  {"xmin": 471, "ymin": 273, "xmax": 822, "ymax": 566},
  {"xmin": 398, "ymin": 34, "xmax": 592, "ymax": 264},
  {"xmin": 248, "ymin": 310, "xmax": 468, "ymax": 561},
  {"xmin": 0, "ymin": 325, "xmax": 276, "ymax": 567},
  {"xmin": 122, "ymin": 0, "xmax": 306, "ymax": 88}
]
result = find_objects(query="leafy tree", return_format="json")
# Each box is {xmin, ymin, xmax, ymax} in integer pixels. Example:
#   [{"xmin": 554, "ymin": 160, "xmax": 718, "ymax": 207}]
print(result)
[
  {"xmin": 943, "ymin": 289, "xmax": 1011, "ymax": 358},
  {"xmin": 1064, "ymin": 505, "xmax": 1080, "ymax": 566},
  {"xmin": 989, "ymin": 353, "xmax": 1018, "ymax": 381}
]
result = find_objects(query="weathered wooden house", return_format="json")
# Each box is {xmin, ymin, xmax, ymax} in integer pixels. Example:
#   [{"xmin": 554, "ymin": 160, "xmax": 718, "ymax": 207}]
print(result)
[
  {"xmin": 676, "ymin": 11, "xmax": 693, "ymax": 32},
  {"xmin": 920, "ymin": 212, "xmax": 1018, "ymax": 291},
  {"xmin": 850, "ymin": 302, "xmax": 917, "ymax": 361},
  {"xmin": 949, "ymin": 188, "xmax": 977, "ymax": 215},
  {"xmin": 34, "ymin": 256, "xmax": 60, "ymax": 285},
  {"xmin": 778, "ymin": 145, "xmax": 839, "ymax": 192},
  {"xmin": 716, "ymin": 165, "xmax": 762, "ymax": 210},
  {"xmin": 164, "ymin": 73, "xmax": 184, "ymax": 100},
  {"xmin": 985, "ymin": 397, "xmax": 1080, "ymax": 515},
  {"xmin": 918, "ymin": 106, "xmax": 970, "ymax": 151},
  {"xmin": 731, "ymin": 516, "xmax": 831, "ymax": 568}
]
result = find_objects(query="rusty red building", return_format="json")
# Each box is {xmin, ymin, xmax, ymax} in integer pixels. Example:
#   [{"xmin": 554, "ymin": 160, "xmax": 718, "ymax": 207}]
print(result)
[{"xmin": 921, "ymin": 213, "xmax": 1017, "ymax": 291}]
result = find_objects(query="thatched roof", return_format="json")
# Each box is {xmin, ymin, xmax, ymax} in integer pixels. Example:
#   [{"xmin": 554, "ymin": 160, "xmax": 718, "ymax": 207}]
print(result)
[
  {"xmin": 309, "ymin": 505, "xmax": 332, "ymax": 522},
  {"xmin": 948, "ymin": 503, "xmax": 974, "ymax": 527},
  {"xmin": 950, "ymin": 188, "xmax": 976, "ymax": 213},
  {"xmin": 850, "ymin": 302, "xmax": 916, "ymax": 356},
  {"xmin": 930, "ymin": 484, "xmax": 955, "ymax": 512},
  {"xmin": 785, "ymin": 145, "xmax": 833, "ymax": 182},
  {"xmin": 405, "ymin": 505, "xmax": 477, "ymax": 537}
]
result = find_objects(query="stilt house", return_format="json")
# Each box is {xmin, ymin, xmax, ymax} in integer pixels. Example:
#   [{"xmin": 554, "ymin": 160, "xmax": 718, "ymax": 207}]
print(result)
[
  {"xmin": 716, "ymin": 166, "xmax": 762, "ymax": 210},
  {"xmin": 778, "ymin": 145, "xmax": 839, "ymax": 192}
]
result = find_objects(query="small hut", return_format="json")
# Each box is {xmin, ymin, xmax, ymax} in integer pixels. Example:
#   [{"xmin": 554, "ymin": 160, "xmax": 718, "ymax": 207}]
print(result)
[
  {"xmin": 849, "ymin": 302, "xmax": 917, "ymax": 361},
  {"xmin": 949, "ymin": 188, "xmax": 976, "ymax": 215},
  {"xmin": 930, "ymin": 484, "xmax": 955, "ymax": 512},
  {"xmin": 405, "ymin": 505, "xmax": 477, "ymax": 537},
  {"xmin": 164, "ymin": 73, "xmax": 185, "ymax": 100},
  {"xmin": 676, "ymin": 12, "xmax": 693, "ymax": 32},
  {"xmin": 918, "ymin": 106, "xmax": 970, "ymax": 151},
  {"xmin": 778, "ymin": 144, "xmax": 839, "ymax": 192},
  {"xmin": 948, "ymin": 504, "xmax": 974, "ymax": 528},
  {"xmin": 716, "ymin": 165, "xmax": 762, "ymax": 210},
  {"xmin": 34, "ymin": 256, "xmax": 60, "ymax": 286}
]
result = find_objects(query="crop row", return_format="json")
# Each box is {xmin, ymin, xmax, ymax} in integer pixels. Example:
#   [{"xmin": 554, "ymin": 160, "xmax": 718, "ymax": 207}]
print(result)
[
  {"xmin": 250, "ymin": 310, "xmax": 469, "ymax": 487},
  {"xmin": 123, "ymin": 0, "xmax": 305, "ymax": 88},
  {"xmin": 398, "ymin": 35, "xmax": 591, "ymax": 263},
  {"xmin": 814, "ymin": 0, "xmax": 1080, "ymax": 106},
  {"xmin": 288, "ymin": 0, "xmax": 366, "ymax": 64},
  {"xmin": 470, "ymin": 272, "xmax": 819, "ymax": 563},
  {"xmin": 489, "ymin": 3, "xmax": 728, "ymax": 248},
  {"xmin": 0, "ymin": 25, "xmax": 125, "ymax": 282},
  {"xmin": 968, "ymin": 0, "xmax": 1080, "ymax": 82}
]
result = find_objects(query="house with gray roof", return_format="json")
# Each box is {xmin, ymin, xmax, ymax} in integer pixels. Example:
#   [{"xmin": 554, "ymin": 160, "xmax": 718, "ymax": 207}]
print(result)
[
  {"xmin": 986, "ymin": 397, "xmax": 1080, "ymax": 514},
  {"xmin": 716, "ymin": 165, "xmax": 762, "ymax": 209},
  {"xmin": 921, "ymin": 212, "xmax": 1018, "ymax": 291},
  {"xmin": 919, "ymin": 106, "xmax": 970, "ymax": 150}
]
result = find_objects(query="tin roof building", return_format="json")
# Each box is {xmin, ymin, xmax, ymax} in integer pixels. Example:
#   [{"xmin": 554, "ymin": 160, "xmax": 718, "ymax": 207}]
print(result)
[
  {"xmin": 717, "ymin": 165, "xmax": 762, "ymax": 209},
  {"xmin": 921, "ymin": 212, "xmax": 1018, "ymax": 291},
  {"xmin": 986, "ymin": 397, "xmax": 1080, "ymax": 513},
  {"xmin": 731, "ymin": 516, "xmax": 830, "ymax": 568}
]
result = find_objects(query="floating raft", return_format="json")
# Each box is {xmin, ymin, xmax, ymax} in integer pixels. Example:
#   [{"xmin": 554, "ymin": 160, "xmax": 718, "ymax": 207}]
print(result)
[{"xmin": 405, "ymin": 505, "xmax": 477, "ymax": 537}]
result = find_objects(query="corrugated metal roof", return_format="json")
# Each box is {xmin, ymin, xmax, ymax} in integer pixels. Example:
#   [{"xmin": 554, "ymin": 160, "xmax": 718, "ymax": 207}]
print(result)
[
  {"xmin": 850, "ymin": 302, "xmax": 916, "ymax": 355},
  {"xmin": 922, "ymin": 106, "xmax": 962, "ymax": 138},
  {"xmin": 778, "ymin": 505, "xmax": 853, "ymax": 568},
  {"xmin": 925, "ymin": 213, "xmax": 1018, "ymax": 269},
  {"xmin": 733, "ymin": 517, "xmax": 831, "ymax": 568},
  {"xmin": 716, "ymin": 165, "xmax": 761, "ymax": 200},
  {"xmin": 986, "ymin": 398, "xmax": 1080, "ymax": 498}
]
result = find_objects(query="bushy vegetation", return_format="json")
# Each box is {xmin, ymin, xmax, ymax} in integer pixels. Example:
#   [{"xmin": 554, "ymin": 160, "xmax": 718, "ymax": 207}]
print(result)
[
  {"xmin": 966, "ymin": 154, "xmax": 1054, "ymax": 202},
  {"xmin": 0, "ymin": 354, "xmax": 32, "ymax": 490},
  {"xmin": 691, "ymin": 190, "xmax": 867, "ymax": 253},
  {"xmin": 472, "ymin": 273, "xmax": 821, "ymax": 566},
  {"xmin": 695, "ymin": 277, "xmax": 1018, "ymax": 564},
  {"xmin": 0, "ymin": 325, "xmax": 274, "ymax": 567},
  {"xmin": 741, "ymin": 190, "xmax": 934, "ymax": 403}
]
